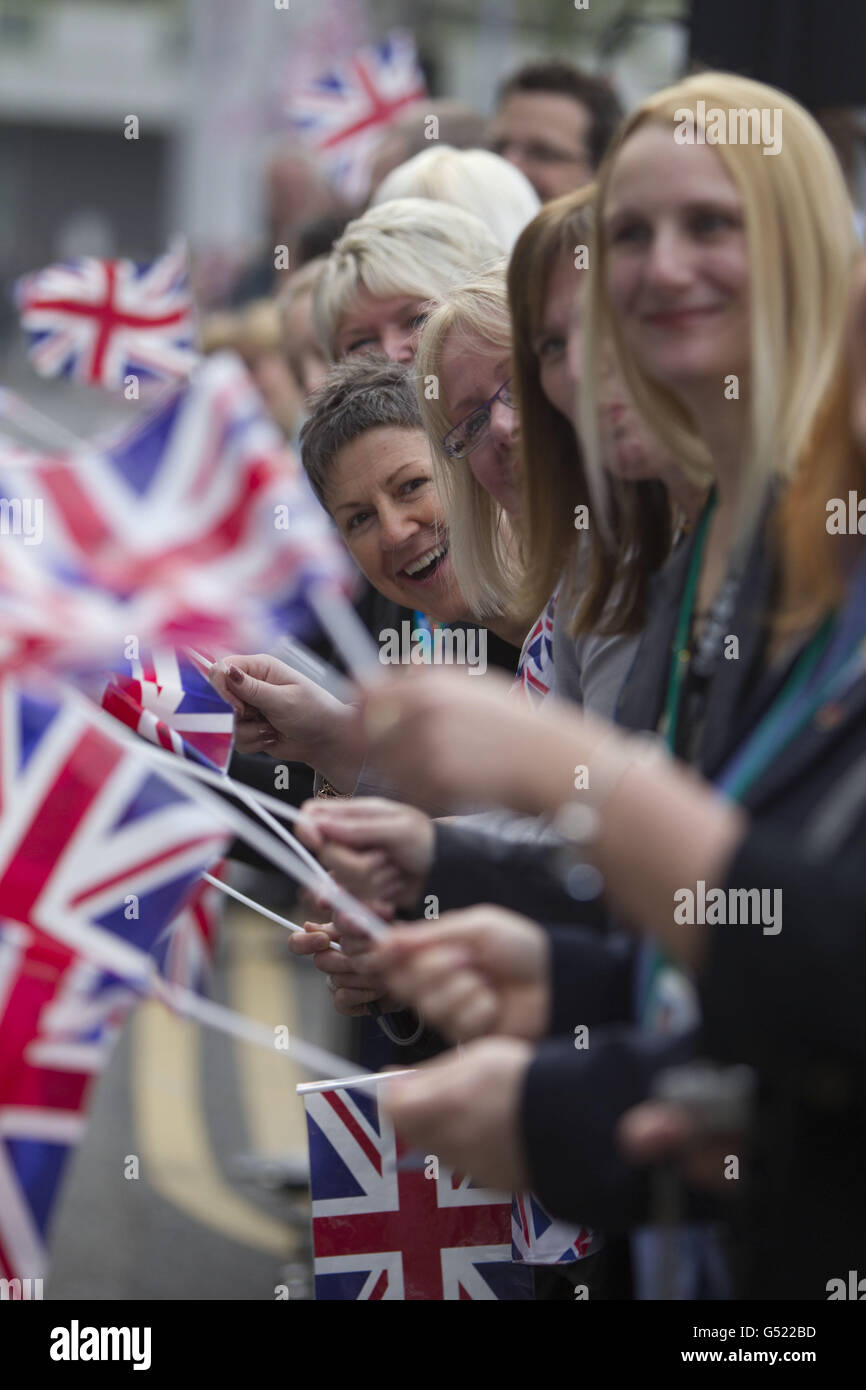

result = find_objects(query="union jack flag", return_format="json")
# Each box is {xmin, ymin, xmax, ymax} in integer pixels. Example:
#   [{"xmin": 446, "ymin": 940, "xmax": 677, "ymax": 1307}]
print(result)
[
  {"xmin": 14, "ymin": 242, "xmax": 198, "ymax": 391},
  {"xmin": 511, "ymin": 1191, "xmax": 596, "ymax": 1266},
  {"xmin": 0, "ymin": 676, "xmax": 230, "ymax": 1284},
  {"xmin": 303, "ymin": 1081, "xmax": 533, "ymax": 1300},
  {"xmin": 287, "ymin": 31, "xmax": 427, "ymax": 201},
  {"xmin": 0, "ymin": 675, "xmax": 228, "ymax": 994},
  {"xmin": 100, "ymin": 647, "xmax": 234, "ymax": 772},
  {"xmin": 514, "ymin": 587, "xmax": 558, "ymax": 705},
  {"xmin": 148, "ymin": 867, "xmax": 224, "ymax": 994},
  {"xmin": 95, "ymin": 646, "xmax": 232, "ymax": 988},
  {"xmin": 0, "ymin": 922, "xmax": 137, "ymax": 1286},
  {"xmin": 0, "ymin": 353, "xmax": 355, "ymax": 667}
]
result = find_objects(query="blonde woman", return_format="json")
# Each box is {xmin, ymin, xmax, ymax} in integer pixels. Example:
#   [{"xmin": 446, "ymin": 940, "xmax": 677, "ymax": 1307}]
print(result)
[
  {"xmin": 371, "ymin": 145, "xmax": 541, "ymax": 252},
  {"xmin": 312, "ymin": 197, "xmax": 503, "ymax": 365},
  {"xmin": 579, "ymin": 71, "xmax": 859, "ymax": 643}
]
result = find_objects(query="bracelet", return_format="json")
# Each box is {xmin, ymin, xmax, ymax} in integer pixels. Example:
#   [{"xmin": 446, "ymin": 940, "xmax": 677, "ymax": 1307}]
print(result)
[
  {"xmin": 549, "ymin": 729, "xmax": 669, "ymax": 901},
  {"xmin": 372, "ymin": 1006, "xmax": 425, "ymax": 1047}
]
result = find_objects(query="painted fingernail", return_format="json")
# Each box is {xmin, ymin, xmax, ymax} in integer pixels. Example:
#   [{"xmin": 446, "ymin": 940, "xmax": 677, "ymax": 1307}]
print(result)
[{"xmin": 227, "ymin": 663, "xmax": 244, "ymax": 684}]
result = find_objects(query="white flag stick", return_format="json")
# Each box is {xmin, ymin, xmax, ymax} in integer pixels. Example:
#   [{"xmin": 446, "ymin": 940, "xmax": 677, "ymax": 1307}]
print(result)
[
  {"xmin": 0, "ymin": 387, "xmax": 91, "ymax": 454},
  {"xmin": 61, "ymin": 682, "xmax": 390, "ymax": 942},
  {"xmin": 307, "ymin": 582, "xmax": 382, "ymax": 682},
  {"xmin": 271, "ymin": 634, "xmax": 355, "ymax": 704},
  {"xmin": 296, "ymin": 1068, "xmax": 416, "ymax": 1096},
  {"xmin": 202, "ymin": 871, "xmax": 342, "ymax": 952},
  {"xmin": 149, "ymin": 976, "xmax": 369, "ymax": 1087},
  {"xmin": 226, "ymin": 772, "xmax": 328, "ymax": 884}
]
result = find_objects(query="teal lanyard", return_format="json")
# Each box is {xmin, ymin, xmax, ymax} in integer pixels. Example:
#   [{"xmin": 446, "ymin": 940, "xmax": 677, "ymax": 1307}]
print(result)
[
  {"xmin": 642, "ymin": 494, "xmax": 849, "ymax": 1025},
  {"xmin": 660, "ymin": 490, "xmax": 717, "ymax": 752},
  {"xmin": 413, "ymin": 609, "xmax": 437, "ymax": 657},
  {"xmin": 717, "ymin": 616, "xmax": 854, "ymax": 801}
]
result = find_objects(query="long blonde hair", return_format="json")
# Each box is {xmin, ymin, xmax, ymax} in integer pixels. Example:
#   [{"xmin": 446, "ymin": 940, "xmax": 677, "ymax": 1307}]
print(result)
[
  {"xmin": 414, "ymin": 264, "xmax": 528, "ymax": 622},
  {"xmin": 581, "ymin": 71, "xmax": 859, "ymax": 620}
]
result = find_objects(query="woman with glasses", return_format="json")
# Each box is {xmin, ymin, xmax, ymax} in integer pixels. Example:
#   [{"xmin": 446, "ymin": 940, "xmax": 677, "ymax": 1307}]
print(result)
[{"xmin": 414, "ymin": 265, "xmax": 530, "ymax": 646}]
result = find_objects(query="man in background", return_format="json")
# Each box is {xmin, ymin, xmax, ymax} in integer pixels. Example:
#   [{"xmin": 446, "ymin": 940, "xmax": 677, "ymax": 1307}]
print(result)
[{"xmin": 488, "ymin": 59, "xmax": 622, "ymax": 200}]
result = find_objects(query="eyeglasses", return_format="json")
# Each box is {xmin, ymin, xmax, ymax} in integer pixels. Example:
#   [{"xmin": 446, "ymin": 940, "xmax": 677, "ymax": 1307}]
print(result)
[
  {"xmin": 441, "ymin": 379, "xmax": 518, "ymax": 460},
  {"xmin": 491, "ymin": 139, "xmax": 592, "ymax": 170}
]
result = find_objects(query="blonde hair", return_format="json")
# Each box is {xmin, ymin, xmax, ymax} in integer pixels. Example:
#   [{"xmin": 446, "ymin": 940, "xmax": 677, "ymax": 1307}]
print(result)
[
  {"xmin": 414, "ymin": 263, "xmax": 527, "ymax": 622},
  {"xmin": 313, "ymin": 198, "xmax": 504, "ymax": 360},
  {"xmin": 581, "ymin": 71, "xmax": 859, "ymax": 573},
  {"xmin": 371, "ymin": 146, "xmax": 541, "ymax": 251}
]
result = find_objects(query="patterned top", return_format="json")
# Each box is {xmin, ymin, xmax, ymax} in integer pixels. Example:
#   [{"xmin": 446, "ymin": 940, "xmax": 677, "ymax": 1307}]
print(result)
[{"xmin": 514, "ymin": 586, "xmax": 559, "ymax": 705}]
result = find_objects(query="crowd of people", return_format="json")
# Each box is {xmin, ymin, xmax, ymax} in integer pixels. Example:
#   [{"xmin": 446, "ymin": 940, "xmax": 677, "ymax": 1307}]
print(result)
[{"xmin": 209, "ymin": 59, "xmax": 866, "ymax": 1301}]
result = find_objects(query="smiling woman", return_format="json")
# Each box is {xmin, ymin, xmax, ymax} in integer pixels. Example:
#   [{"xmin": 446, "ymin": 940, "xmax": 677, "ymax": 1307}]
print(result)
[{"xmin": 299, "ymin": 357, "xmax": 468, "ymax": 624}]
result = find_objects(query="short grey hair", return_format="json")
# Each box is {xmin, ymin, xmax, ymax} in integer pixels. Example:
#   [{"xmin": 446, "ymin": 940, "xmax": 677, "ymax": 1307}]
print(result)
[{"xmin": 299, "ymin": 357, "xmax": 423, "ymax": 510}]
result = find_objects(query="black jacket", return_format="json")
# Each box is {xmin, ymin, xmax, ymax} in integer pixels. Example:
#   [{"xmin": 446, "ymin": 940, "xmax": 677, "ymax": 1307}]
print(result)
[
  {"xmin": 700, "ymin": 826, "xmax": 866, "ymax": 1300},
  {"xmin": 521, "ymin": 531, "xmax": 866, "ymax": 1294}
]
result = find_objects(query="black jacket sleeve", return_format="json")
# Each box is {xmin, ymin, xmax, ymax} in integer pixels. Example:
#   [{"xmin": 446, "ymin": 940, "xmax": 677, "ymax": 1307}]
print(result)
[
  {"xmin": 520, "ymin": 1027, "xmax": 702, "ymax": 1232},
  {"xmin": 702, "ymin": 826, "xmax": 866, "ymax": 1070},
  {"xmin": 426, "ymin": 820, "xmax": 606, "ymax": 927},
  {"xmin": 546, "ymin": 926, "xmax": 635, "ymax": 1034}
]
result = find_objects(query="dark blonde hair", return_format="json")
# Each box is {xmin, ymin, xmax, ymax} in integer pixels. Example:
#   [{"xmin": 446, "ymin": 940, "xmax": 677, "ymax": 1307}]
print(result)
[{"xmin": 508, "ymin": 189, "xmax": 671, "ymax": 634}]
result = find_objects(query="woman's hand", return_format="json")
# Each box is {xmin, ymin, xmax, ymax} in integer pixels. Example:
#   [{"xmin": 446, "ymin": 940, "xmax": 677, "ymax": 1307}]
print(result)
[
  {"xmin": 361, "ymin": 668, "xmax": 587, "ymax": 815},
  {"xmin": 383, "ymin": 1038, "xmax": 533, "ymax": 1191},
  {"xmin": 210, "ymin": 654, "xmax": 367, "ymax": 791},
  {"xmin": 296, "ymin": 797, "xmax": 435, "ymax": 916},
  {"xmin": 359, "ymin": 905, "xmax": 551, "ymax": 1042},
  {"xmin": 287, "ymin": 921, "xmax": 402, "ymax": 1016}
]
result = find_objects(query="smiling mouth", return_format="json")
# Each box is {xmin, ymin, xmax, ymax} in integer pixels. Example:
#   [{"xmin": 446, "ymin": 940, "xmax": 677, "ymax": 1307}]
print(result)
[
  {"xmin": 397, "ymin": 540, "xmax": 449, "ymax": 585},
  {"xmin": 644, "ymin": 306, "xmax": 722, "ymax": 326}
]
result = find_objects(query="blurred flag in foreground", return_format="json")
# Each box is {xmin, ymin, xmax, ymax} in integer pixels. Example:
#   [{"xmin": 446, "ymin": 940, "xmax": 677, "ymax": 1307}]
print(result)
[
  {"xmin": 151, "ymin": 867, "xmax": 225, "ymax": 994},
  {"xmin": 0, "ymin": 924, "xmax": 139, "ymax": 1289},
  {"xmin": 14, "ymin": 242, "xmax": 198, "ymax": 391},
  {"xmin": 0, "ymin": 675, "xmax": 227, "ymax": 993},
  {"xmin": 287, "ymin": 31, "xmax": 426, "ymax": 201},
  {"xmin": 302, "ymin": 1078, "xmax": 532, "ymax": 1300},
  {"xmin": 0, "ymin": 352, "xmax": 355, "ymax": 672},
  {"xmin": 0, "ymin": 674, "xmax": 230, "ymax": 1286}
]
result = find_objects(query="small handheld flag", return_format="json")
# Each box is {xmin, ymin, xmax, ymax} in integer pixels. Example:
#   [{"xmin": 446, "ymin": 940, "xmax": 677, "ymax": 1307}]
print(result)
[{"xmin": 14, "ymin": 242, "xmax": 198, "ymax": 391}]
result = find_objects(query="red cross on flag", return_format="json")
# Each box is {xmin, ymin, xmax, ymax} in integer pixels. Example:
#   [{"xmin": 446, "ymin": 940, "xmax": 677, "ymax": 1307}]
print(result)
[
  {"xmin": 301, "ymin": 1077, "xmax": 532, "ymax": 1300},
  {"xmin": 286, "ymin": 31, "xmax": 427, "ymax": 201},
  {"xmin": 14, "ymin": 242, "xmax": 198, "ymax": 390}
]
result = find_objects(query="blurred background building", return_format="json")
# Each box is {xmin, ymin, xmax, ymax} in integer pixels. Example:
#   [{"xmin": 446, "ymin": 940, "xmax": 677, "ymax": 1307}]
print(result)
[{"xmin": 0, "ymin": 0, "xmax": 686, "ymax": 297}]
